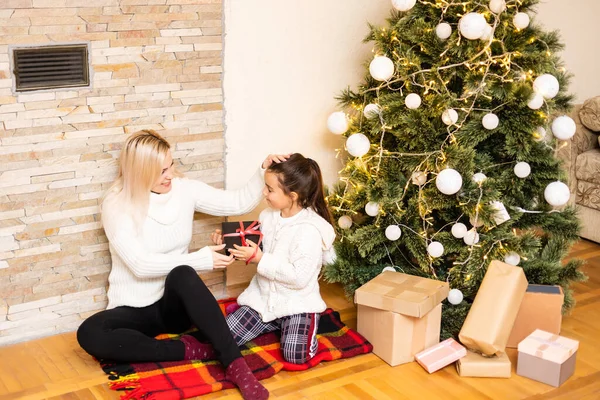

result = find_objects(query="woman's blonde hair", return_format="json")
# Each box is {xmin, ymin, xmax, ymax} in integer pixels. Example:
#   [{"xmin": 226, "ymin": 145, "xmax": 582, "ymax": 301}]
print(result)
[{"xmin": 103, "ymin": 129, "xmax": 182, "ymax": 227}]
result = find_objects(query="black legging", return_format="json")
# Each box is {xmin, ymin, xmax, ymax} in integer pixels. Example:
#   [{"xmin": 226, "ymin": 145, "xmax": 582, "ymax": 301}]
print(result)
[{"xmin": 77, "ymin": 265, "xmax": 241, "ymax": 366}]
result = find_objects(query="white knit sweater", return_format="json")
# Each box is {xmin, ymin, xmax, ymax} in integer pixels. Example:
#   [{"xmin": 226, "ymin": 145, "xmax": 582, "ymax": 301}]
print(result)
[
  {"xmin": 237, "ymin": 207, "xmax": 336, "ymax": 322},
  {"xmin": 101, "ymin": 168, "xmax": 265, "ymax": 309}
]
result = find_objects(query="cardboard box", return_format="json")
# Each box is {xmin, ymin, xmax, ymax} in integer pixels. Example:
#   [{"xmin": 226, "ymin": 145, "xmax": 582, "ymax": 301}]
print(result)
[
  {"xmin": 517, "ymin": 329, "xmax": 579, "ymax": 387},
  {"xmin": 415, "ymin": 338, "xmax": 467, "ymax": 373},
  {"xmin": 456, "ymin": 351, "xmax": 511, "ymax": 378},
  {"xmin": 354, "ymin": 271, "xmax": 448, "ymax": 366},
  {"xmin": 458, "ymin": 260, "xmax": 528, "ymax": 356},
  {"xmin": 222, "ymin": 220, "xmax": 263, "ymax": 256},
  {"xmin": 357, "ymin": 303, "xmax": 442, "ymax": 366},
  {"xmin": 506, "ymin": 285, "xmax": 564, "ymax": 348}
]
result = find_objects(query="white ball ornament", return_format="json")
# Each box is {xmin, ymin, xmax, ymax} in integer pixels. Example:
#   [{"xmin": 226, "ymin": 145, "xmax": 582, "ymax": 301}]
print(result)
[
  {"xmin": 385, "ymin": 225, "xmax": 402, "ymax": 241},
  {"xmin": 514, "ymin": 162, "xmax": 531, "ymax": 178},
  {"xmin": 534, "ymin": 74, "xmax": 560, "ymax": 99},
  {"xmin": 551, "ymin": 116, "xmax": 576, "ymax": 140},
  {"xmin": 448, "ymin": 289, "xmax": 464, "ymax": 305},
  {"xmin": 382, "ymin": 266, "xmax": 397, "ymax": 273},
  {"xmin": 411, "ymin": 170, "xmax": 428, "ymax": 186},
  {"xmin": 482, "ymin": 113, "xmax": 499, "ymax": 130},
  {"xmin": 327, "ymin": 112, "xmax": 348, "ymax": 134},
  {"xmin": 427, "ymin": 241, "xmax": 444, "ymax": 258},
  {"xmin": 436, "ymin": 23, "xmax": 452, "ymax": 40},
  {"xmin": 346, "ymin": 133, "xmax": 371, "ymax": 157},
  {"xmin": 338, "ymin": 215, "xmax": 353, "ymax": 230},
  {"xmin": 464, "ymin": 229, "xmax": 480, "ymax": 245},
  {"xmin": 392, "ymin": 0, "xmax": 417, "ymax": 12},
  {"xmin": 459, "ymin": 13, "xmax": 487, "ymax": 40},
  {"xmin": 534, "ymin": 126, "xmax": 547, "ymax": 142},
  {"xmin": 436, "ymin": 168, "xmax": 463, "ymax": 195},
  {"xmin": 504, "ymin": 252, "xmax": 521, "ymax": 266},
  {"xmin": 472, "ymin": 172, "xmax": 487, "ymax": 184},
  {"xmin": 527, "ymin": 93, "xmax": 544, "ymax": 110},
  {"xmin": 469, "ymin": 215, "xmax": 484, "ymax": 228},
  {"xmin": 451, "ymin": 223, "xmax": 468, "ymax": 239},
  {"xmin": 363, "ymin": 103, "xmax": 381, "ymax": 119},
  {"xmin": 513, "ymin": 12, "xmax": 530, "ymax": 30},
  {"xmin": 544, "ymin": 181, "xmax": 570, "ymax": 207},
  {"xmin": 365, "ymin": 201, "xmax": 380, "ymax": 217},
  {"xmin": 442, "ymin": 108, "xmax": 459, "ymax": 125},
  {"xmin": 369, "ymin": 56, "xmax": 395, "ymax": 81},
  {"xmin": 405, "ymin": 93, "xmax": 422, "ymax": 109},
  {"xmin": 489, "ymin": 0, "xmax": 506, "ymax": 14},
  {"xmin": 480, "ymin": 24, "xmax": 494, "ymax": 41}
]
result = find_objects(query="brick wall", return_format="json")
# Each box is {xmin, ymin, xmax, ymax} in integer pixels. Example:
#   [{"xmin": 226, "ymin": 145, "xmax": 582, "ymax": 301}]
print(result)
[{"xmin": 0, "ymin": 0, "xmax": 225, "ymax": 346}]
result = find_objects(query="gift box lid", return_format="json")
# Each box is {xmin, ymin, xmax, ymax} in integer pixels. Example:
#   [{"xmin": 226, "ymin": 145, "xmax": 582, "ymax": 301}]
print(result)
[
  {"xmin": 354, "ymin": 271, "xmax": 449, "ymax": 318},
  {"xmin": 526, "ymin": 284, "xmax": 563, "ymax": 296},
  {"xmin": 518, "ymin": 329, "xmax": 579, "ymax": 364}
]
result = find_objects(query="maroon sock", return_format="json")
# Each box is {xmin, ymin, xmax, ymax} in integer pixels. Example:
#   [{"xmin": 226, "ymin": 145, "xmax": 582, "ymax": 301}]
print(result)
[
  {"xmin": 180, "ymin": 335, "xmax": 217, "ymax": 361},
  {"xmin": 225, "ymin": 357, "xmax": 269, "ymax": 400}
]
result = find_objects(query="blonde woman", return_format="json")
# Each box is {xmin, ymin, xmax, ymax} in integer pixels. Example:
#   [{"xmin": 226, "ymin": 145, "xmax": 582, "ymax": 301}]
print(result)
[{"xmin": 77, "ymin": 130, "xmax": 285, "ymax": 400}]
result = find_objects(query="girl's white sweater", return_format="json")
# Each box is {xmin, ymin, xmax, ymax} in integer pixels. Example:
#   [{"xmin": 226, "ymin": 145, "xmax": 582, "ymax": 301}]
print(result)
[
  {"xmin": 101, "ymin": 169, "xmax": 264, "ymax": 309},
  {"xmin": 237, "ymin": 207, "xmax": 336, "ymax": 322}
]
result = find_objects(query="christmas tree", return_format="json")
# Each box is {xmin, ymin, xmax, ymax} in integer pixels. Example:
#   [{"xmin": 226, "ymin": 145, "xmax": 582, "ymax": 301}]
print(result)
[{"xmin": 324, "ymin": 0, "xmax": 586, "ymax": 339}]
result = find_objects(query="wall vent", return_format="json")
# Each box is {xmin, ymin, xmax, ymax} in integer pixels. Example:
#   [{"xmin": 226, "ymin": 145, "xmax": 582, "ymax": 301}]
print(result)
[{"xmin": 13, "ymin": 45, "xmax": 89, "ymax": 92}]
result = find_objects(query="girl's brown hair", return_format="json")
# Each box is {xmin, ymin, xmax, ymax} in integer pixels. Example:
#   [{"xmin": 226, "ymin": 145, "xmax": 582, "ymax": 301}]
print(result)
[{"xmin": 267, "ymin": 153, "xmax": 333, "ymax": 225}]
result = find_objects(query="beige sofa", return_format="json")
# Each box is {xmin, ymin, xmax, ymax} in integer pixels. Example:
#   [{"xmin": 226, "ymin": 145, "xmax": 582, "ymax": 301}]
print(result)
[{"xmin": 558, "ymin": 97, "xmax": 600, "ymax": 243}]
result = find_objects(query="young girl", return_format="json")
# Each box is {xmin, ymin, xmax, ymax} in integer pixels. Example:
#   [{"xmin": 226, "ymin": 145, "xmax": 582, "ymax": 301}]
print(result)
[
  {"xmin": 77, "ymin": 129, "xmax": 288, "ymax": 400},
  {"xmin": 214, "ymin": 153, "xmax": 336, "ymax": 364}
]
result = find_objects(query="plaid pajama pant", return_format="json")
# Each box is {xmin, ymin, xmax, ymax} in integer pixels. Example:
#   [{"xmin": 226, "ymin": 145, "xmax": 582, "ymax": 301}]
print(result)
[{"xmin": 225, "ymin": 306, "xmax": 320, "ymax": 364}]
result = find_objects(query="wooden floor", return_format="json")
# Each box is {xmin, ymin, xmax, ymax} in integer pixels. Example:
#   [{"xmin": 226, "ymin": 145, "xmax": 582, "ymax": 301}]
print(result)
[{"xmin": 1, "ymin": 240, "xmax": 599, "ymax": 400}]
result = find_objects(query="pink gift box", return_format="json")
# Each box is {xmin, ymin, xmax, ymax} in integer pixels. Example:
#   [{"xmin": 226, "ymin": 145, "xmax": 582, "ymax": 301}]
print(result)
[{"xmin": 415, "ymin": 338, "xmax": 467, "ymax": 373}]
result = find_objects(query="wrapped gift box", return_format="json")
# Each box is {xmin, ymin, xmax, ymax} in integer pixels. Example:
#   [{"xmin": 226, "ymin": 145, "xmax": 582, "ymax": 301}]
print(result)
[
  {"xmin": 456, "ymin": 351, "xmax": 511, "ymax": 378},
  {"xmin": 459, "ymin": 260, "xmax": 528, "ymax": 356},
  {"xmin": 506, "ymin": 285, "xmax": 564, "ymax": 348},
  {"xmin": 354, "ymin": 271, "xmax": 448, "ymax": 366},
  {"xmin": 415, "ymin": 338, "xmax": 467, "ymax": 373},
  {"xmin": 222, "ymin": 220, "xmax": 263, "ymax": 256},
  {"xmin": 517, "ymin": 329, "xmax": 579, "ymax": 387}
]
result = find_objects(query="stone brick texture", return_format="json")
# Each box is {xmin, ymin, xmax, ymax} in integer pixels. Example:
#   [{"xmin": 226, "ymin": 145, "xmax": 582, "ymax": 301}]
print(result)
[{"xmin": 0, "ymin": 0, "xmax": 226, "ymax": 346}]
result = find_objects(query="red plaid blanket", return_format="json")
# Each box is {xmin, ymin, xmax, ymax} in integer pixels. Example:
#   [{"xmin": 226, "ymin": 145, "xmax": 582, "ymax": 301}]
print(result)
[{"xmin": 101, "ymin": 299, "xmax": 372, "ymax": 400}]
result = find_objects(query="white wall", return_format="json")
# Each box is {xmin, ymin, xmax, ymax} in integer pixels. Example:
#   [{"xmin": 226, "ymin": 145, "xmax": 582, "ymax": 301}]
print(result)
[
  {"xmin": 223, "ymin": 0, "xmax": 600, "ymax": 204},
  {"xmin": 223, "ymin": 0, "xmax": 390, "ymax": 199},
  {"xmin": 536, "ymin": 0, "xmax": 600, "ymax": 103}
]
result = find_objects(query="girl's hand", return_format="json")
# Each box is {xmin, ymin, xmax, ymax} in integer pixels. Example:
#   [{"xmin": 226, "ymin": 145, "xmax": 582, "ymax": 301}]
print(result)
[
  {"xmin": 209, "ymin": 244, "xmax": 234, "ymax": 269},
  {"xmin": 210, "ymin": 229, "xmax": 223, "ymax": 245},
  {"xmin": 262, "ymin": 154, "xmax": 291, "ymax": 169},
  {"xmin": 230, "ymin": 240, "xmax": 263, "ymax": 264}
]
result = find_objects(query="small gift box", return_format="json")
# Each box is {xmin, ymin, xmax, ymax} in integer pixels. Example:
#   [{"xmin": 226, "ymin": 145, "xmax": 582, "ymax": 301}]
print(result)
[
  {"xmin": 456, "ymin": 351, "xmax": 511, "ymax": 378},
  {"xmin": 222, "ymin": 221, "xmax": 263, "ymax": 258},
  {"xmin": 506, "ymin": 285, "xmax": 564, "ymax": 348},
  {"xmin": 415, "ymin": 338, "xmax": 467, "ymax": 373},
  {"xmin": 354, "ymin": 271, "xmax": 448, "ymax": 366},
  {"xmin": 517, "ymin": 329, "xmax": 579, "ymax": 387}
]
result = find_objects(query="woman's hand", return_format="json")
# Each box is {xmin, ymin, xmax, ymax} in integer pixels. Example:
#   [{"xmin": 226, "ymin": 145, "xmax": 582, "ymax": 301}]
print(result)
[
  {"xmin": 262, "ymin": 153, "xmax": 291, "ymax": 169},
  {"xmin": 230, "ymin": 240, "xmax": 263, "ymax": 264},
  {"xmin": 209, "ymin": 244, "xmax": 234, "ymax": 269},
  {"xmin": 210, "ymin": 229, "xmax": 223, "ymax": 245}
]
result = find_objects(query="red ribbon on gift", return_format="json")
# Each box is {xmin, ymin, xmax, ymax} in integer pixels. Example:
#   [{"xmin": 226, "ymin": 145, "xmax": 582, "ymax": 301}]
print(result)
[{"xmin": 223, "ymin": 221, "xmax": 263, "ymax": 264}]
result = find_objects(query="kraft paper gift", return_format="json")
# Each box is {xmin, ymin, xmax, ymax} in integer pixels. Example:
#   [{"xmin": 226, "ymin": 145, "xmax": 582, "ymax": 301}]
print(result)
[
  {"xmin": 507, "ymin": 284, "xmax": 564, "ymax": 348},
  {"xmin": 354, "ymin": 271, "xmax": 449, "ymax": 318},
  {"xmin": 415, "ymin": 338, "xmax": 467, "ymax": 373},
  {"xmin": 458, "ymin": 260, "xmax": 528, "ymax": 356},
  {"xmin": 456, "ymin": 351, "xmax": 511, "ymax": 378},
  {"xmin": 354, "ymin": 271, "xmax": 448, "ymax": 366},
  {"xmin": 517, "ymin": 329, "xmax": 579, "ymax": 387}
]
